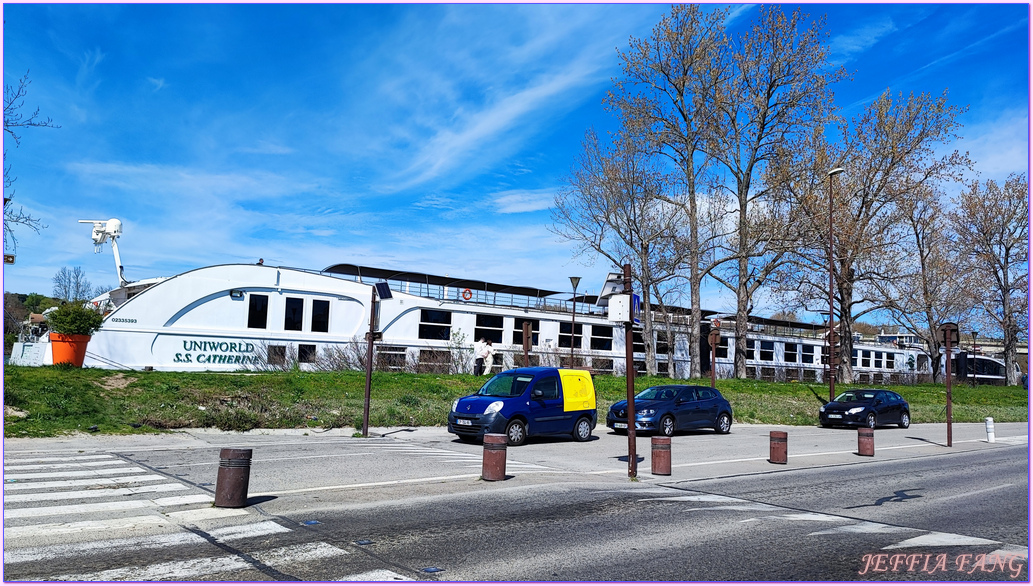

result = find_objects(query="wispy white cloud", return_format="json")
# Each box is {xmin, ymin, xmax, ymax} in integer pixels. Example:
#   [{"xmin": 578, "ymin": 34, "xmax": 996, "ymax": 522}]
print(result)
[
  {"xmin": 829, "ymin": 18, "xmax": 897, "ymax": 65},
  {"xmin": 494, "ymin": 188, "xmax": 557, "ymax": 214},
  {"xmin": 146, "ymin": 77, "xmax": 166, "ymax": 91}
]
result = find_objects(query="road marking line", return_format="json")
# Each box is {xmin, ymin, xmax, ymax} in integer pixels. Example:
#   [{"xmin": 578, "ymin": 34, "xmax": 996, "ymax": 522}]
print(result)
[
  {"xmin": 1, "ymin": 474, "xmax": 168, "ymax": 491},
  {"xmin": 883, "ymin": 531, "xmax": 1001, "ymax": 549},
  {"xmin": 24, "ymin": 541, "xmax": 348, "ymax": 581},
  {"xmin": 4, "ymin": 482, "xmax": 188, "ymax": 503},
  {"xmin": 3, "ymin": 454, "xmax": 116, "ymax": 465},
  {"xmin": 4, "ymin": 494, "xmax": 213, "ymax": 519},
  {"xmin": 4, "ymin": 460, "xmax": 129, "ymax": 471},
  {"xmin": 4, "ymin": 466, "xmax": 146, "ymax": 480},
  {"xmin": 988, "ymin": 545, "xmax": 1029, "ymax": 560},
  {"xmin": 4, "ymin": 520, "xmax": 293, "ymax": 564},
  {"xmin": 639, "ymin": 495, "xmax": 746, "ymax": 503},
  {"xmin": 810, "ymin": 521, "xmax": 919, "ymax": 535},
  {"xmin": 155, "ymin": 453, "xmax": 376, "ymax": 469},
  {"xmin": 3, "ymin": 514, "xmax": 171, "ymax": 539},
  {"xmin": 167, "ymin": 507, "xmax": 250, "ymax": 521},
  {"xmin": 4, "ymin": 532, "xmax": 207, "ymax": 564},
  {"xmin": 925, "ymin": 483, "xmax": 1015, "ymax": 503},
  {"xmin": 208, "ymin": 520, "xmax": 292, "ymax": 540},
  {"xmin": 251, "ymin": 541, "xmax": 349, "ymax": 564},
  {"xmin": 339, "ymin": 570, "xmax": 414, "ymax": 581},
  {"xmin": 250, "ymin": 473, "xmax": 482, "ymax": 497}
]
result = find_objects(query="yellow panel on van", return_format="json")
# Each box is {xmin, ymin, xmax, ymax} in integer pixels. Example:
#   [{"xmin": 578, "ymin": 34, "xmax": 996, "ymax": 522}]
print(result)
[{"xmin": 559, "ymin": 369, "xmax": 596, "ymax": 412}]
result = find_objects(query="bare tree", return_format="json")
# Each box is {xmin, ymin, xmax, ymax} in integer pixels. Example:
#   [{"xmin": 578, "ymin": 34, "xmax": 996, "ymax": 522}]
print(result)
[
  {"xmin": 52, "ymin": 266, "xmax": 96, "ymax": 302},
  {"xmin": 877, "ymin": 185, "xmax": 968, "ymax": 382},
  {"xmin": 607, "ymin": 4, "xmax": 728, "ymax": 379},
  {"xmin": 552, "ymin": 128, "xmax": 684, "ymax": 375},
  {"xmin": 766, "ymin": 90, "xmax": 970, "ymax": 383},
  {"xmin": 4, "ymin": 71, "xmax": 58, "ymax": 253},
  {"xmin": 706, "ymin": 6, "xmax": 844, "ymax": 378},
  {"xmin": 950, "ymin": 173, "xmax": 1029, "ymax": 385}
]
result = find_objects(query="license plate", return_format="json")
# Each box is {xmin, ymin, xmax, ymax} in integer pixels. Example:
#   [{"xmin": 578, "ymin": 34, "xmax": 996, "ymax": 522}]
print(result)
[
  {"xmin": 613, "ymin": 422, "xmax": 627, "ymax": 429},
  {"xmin": 457, "ymin": 419, "xmax": 472, "ymax": 426},
  {"xmin": 828, "ymin": 414, "xmax": 842, "ymax": 419}
]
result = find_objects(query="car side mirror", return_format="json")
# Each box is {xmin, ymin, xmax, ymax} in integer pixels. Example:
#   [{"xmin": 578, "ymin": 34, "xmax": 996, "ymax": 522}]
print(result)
[{"xmin": 532, "ymin": 389, "xmax": 543, "ymax": 398}]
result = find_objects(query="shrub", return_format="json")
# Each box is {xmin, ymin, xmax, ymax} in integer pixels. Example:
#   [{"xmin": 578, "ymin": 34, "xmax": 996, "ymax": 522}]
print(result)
[{"xmin": 45, "ymin": 303, "xmax": 104, "ymax": 336}]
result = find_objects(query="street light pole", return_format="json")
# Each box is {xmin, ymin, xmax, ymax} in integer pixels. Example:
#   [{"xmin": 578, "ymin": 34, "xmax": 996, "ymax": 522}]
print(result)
[
  {"xmin": 827, "ymin": 167, "xmax": 845, "ymax": 402},
  {"xmin": 569, "ymin": 276, "xmax": 581, "ymax": 369}
]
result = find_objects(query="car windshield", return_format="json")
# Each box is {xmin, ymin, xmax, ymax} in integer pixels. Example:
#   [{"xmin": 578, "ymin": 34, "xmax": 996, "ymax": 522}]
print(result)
[
  {"xmin": 477, "ymin": 373, "xmax": 534, "ymax": 398},
  {"xmin": 635, "ymin": 386, "xmax": 680, "ymax": 401},
  {"xmin": 835, "ymin": 391, "xmax": 877, "ymax": 403}
]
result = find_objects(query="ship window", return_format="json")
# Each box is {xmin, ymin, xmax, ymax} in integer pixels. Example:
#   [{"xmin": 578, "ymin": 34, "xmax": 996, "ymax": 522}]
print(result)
[
  {"xmin": 861, "ymin": 350, "xmax": 871, "ymax": 368},
  {"xmin": 886, "ymin": 353, "xmax": 895, "ymax": 369},
  {"xmin": 298, "ymin": 344, "xmax": 316, "ymax": 363},
  {"xmin": 267, "ymin": 345, "xmax": 285, "ymax": 365},
  {"xmin": 512, "ymin": 319, "xmax": 540, "ymax": 346},
  {"xmin": 784, "ymin": 343, "xmax": 798, "ymax": 363},
  {"xmin": 745, "ymin": 339, "xmax": 756, "ymax": 360},
  {"xmin": 590, "ymin": 325, "xmax": 613, "ymax": 350},
  {"xmin": 802, "ymin": 344, "xmax": 815, "ymax": 364},
  {"xmin": 418, "ymin": 309, "xmax": 451, "ymax": 340},
  {"xmin": 716, "ymin": 337, "xmax": 729, "ymax": 359},
  {"xmin": 873, "ymin": 351, "xmax": 883, "ymax": 369},
  {"xmin": 312, "ymin": 300, "xmax": 330, "ymax": 333},
  {"xmin": 284, "ymin": 298, "xmax": 304, "ymax": 331},
  {"xmin": 633, "ymin": 330, "xmax": 645, "ymax": 354},
  {"xmin": 656, "ymin": 331, "xmax": 671, "ymax": 355},
  {"xmin": 248, "ymin": 294, "xmax": 269, "ymax": 329},
  {"xmin": 759, "ymin": 340, "xmax": 774, "ymax": 362},
  {"xmin": 475, "ymin": 314, "xmax": 503, "ymax": 344},
  {"xmin": 559, "ymin": 322, "xmax": 583, "ymax": 349}
]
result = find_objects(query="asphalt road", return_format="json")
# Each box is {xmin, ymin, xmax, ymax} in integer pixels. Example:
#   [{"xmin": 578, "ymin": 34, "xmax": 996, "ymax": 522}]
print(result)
[{"xmin": 3, "ymin": 422, "xmax": 1028, "ymax": 581}]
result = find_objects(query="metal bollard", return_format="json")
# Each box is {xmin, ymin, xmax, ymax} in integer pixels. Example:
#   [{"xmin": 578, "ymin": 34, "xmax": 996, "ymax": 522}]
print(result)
[
  {"xmin": 857, "ymin": 427, "xmax": 875, "ymax": 456},
  {"xmin": 651, "ymin": 436, "xmax": 671, "ymax": 476},
  {"xmin": 768, "ymin": 431, "xmax": 787, "ymax": 464},
  {"xmin": 985, "ymin": 417, "xmax": 996, "ymax": 443},
  {"xmin": 481, "ymin": 433, "xmax": 507, "ymax": 481},
  {"xmin": 215, "ymin": 448, "xmax": 252, "ymax": 508}
]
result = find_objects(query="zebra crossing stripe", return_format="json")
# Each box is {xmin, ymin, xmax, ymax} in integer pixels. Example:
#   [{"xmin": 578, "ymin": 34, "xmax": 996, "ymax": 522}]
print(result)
[
  {"xmin": 3, "ymin": 514, "xmax": 172, "ymax": 539},
  {"xmin": 4, "ymin": 466, "xmax": 146, "ymax": 480},
  {"xmin": 883, "ymin": 531, "xmax": 1001, "ymax": 549},
  {"xmin": 809, "ymin": 521, "xmax": 919, "ymax": 535},
  {"xmin": 4, "ymin": 494, "xmax": 213, "ymax": 519},
  {"xmin": 3, "ymin": 454, "xmax": 116, "ymax": 464},
  {"xmin": 1, "ymin": 474, "xmax": 168, "ymax": 491},
  {"xmin": 4, "ymin": 482, "xmax": 188, "ymax": 503},
  {"xmin": 25, "ymin": 542, "xmax": 348, "ymax": 581},
  {"xmin": 167, "ymin": 507, "xmax": 250, "ymax": 522},
  {"xmin": 4, "ymin": 460, "xmax": 130, "ymax": 471},
  {"xmin": 339, "ymin": 570, "xmax": 414, "ymax": 581},
  {"xmin": 4, "ymin": 520, "xmax": 293, "ymax": 564}
]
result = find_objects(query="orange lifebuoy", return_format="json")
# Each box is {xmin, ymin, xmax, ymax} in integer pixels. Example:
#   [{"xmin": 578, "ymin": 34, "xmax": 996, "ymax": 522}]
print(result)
[{"xmin": 462, "ymin": 288, "xmax": 473, "ymax": 300}]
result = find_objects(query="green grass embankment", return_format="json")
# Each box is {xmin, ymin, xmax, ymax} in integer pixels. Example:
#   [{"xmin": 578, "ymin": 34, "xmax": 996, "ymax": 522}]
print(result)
[{"xmin": 2, "ymin": 365, "xmax": 1027, "ymax": 438}]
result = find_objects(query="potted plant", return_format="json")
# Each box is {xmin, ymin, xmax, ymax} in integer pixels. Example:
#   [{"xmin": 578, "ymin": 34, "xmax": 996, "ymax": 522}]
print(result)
[{"xmin": 46, "ymin": 302, "xmax": 104, "ymax": 367}]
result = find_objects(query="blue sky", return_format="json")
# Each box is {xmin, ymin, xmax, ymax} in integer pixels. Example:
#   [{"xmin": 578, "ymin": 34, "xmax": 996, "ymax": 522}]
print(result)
[{"xmin": 2, "ymin": 3, "xmax": 1029, "ymax": 320}]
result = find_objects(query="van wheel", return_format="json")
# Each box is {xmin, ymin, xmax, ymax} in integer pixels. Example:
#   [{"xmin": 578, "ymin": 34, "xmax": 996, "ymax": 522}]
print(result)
[
  {"xmin": 573, "ymin": 417, "xmax": 592, "ymax": 442},
  {"xmin": 505, "ymin": 420, "xmax": 527, "ymax": 446}
]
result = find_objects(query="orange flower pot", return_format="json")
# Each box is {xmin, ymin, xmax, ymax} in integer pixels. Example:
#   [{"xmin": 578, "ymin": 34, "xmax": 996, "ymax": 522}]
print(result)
[{"xmin": 50, "ymin": 333, "xmax": 91, "ymax": 367}]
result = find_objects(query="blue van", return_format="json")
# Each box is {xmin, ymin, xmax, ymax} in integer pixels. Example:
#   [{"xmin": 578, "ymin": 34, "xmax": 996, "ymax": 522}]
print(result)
[{"xmin": 447, "ymin": 367, "xmax": 597, "ymax": 446}]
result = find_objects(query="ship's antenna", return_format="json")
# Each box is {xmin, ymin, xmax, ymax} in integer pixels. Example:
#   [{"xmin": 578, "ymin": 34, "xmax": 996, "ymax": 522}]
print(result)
[{"xmin": 78, "ymin": 218, "xmax": 129, "ymax": 287}]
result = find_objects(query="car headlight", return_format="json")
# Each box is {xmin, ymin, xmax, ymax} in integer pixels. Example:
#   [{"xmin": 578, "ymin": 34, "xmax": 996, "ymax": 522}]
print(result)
[
  {"xmin": 847, "ymin": 407, "xmax": 865, "ymax": 414},
  {"xmin": 638, "ymin": 409, "xmax": 655, "ymax": 417},
  {"xmin": 819, "ymin": 405, "xmax": 825, "ymax": 412},
  {"xmin": 451, "ymin": 399, "xmax": 460, "ymax": 412},
  {"xmin": 484, "ymin": 401, "xmax": 504, "ymax": 415}
]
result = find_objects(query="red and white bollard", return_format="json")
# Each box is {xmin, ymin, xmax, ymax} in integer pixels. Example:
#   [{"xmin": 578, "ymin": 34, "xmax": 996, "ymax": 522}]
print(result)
[
  {"xmin": 481, "ymin": 433, "xmax": 507, "ymax": 481},
  {"xmin": 769, "ymin": 431, "xmax": 787, "ymax": 464}
]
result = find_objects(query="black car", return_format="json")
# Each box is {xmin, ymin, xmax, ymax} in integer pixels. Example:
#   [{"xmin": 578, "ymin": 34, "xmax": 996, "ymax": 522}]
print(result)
[
  {"xmin": 819, "ymin": 388, "xmax": 910, "ymax": 429},
  {"xmin": 606, "ymin": 385, "xmax": 733, "ymax": 436}
]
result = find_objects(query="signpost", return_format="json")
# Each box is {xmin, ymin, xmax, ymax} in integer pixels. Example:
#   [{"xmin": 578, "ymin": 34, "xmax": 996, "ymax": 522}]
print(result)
[
  {"xmin": 938, "ymin": 322, "xmax": 959, "ymax": 447},
  {"xmin": 708, "ymin": 323, "xmax": 721, "ymax": 390},
  {"xmin": 363, "ymin": 282, "xmax": 392, "ymax": 437},
  {"xmin": 622, "ymin": 264, "xmax": 636, "ymax": 479}
]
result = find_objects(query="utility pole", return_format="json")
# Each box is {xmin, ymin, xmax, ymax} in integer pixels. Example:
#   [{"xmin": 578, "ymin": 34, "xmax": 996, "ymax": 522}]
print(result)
[{"xmin": 623, "ymin": 264, "xmax": 637, "ymax": 479}]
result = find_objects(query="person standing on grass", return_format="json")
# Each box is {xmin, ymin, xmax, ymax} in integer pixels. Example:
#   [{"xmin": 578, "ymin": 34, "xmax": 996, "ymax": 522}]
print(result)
[
  {"xmin": 482, "ymin": 339, "xmax": 496, "ymax": 375},
  {"xmin": 474, "ymin": 337, "xmax": 487, "ymax": 375}
]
